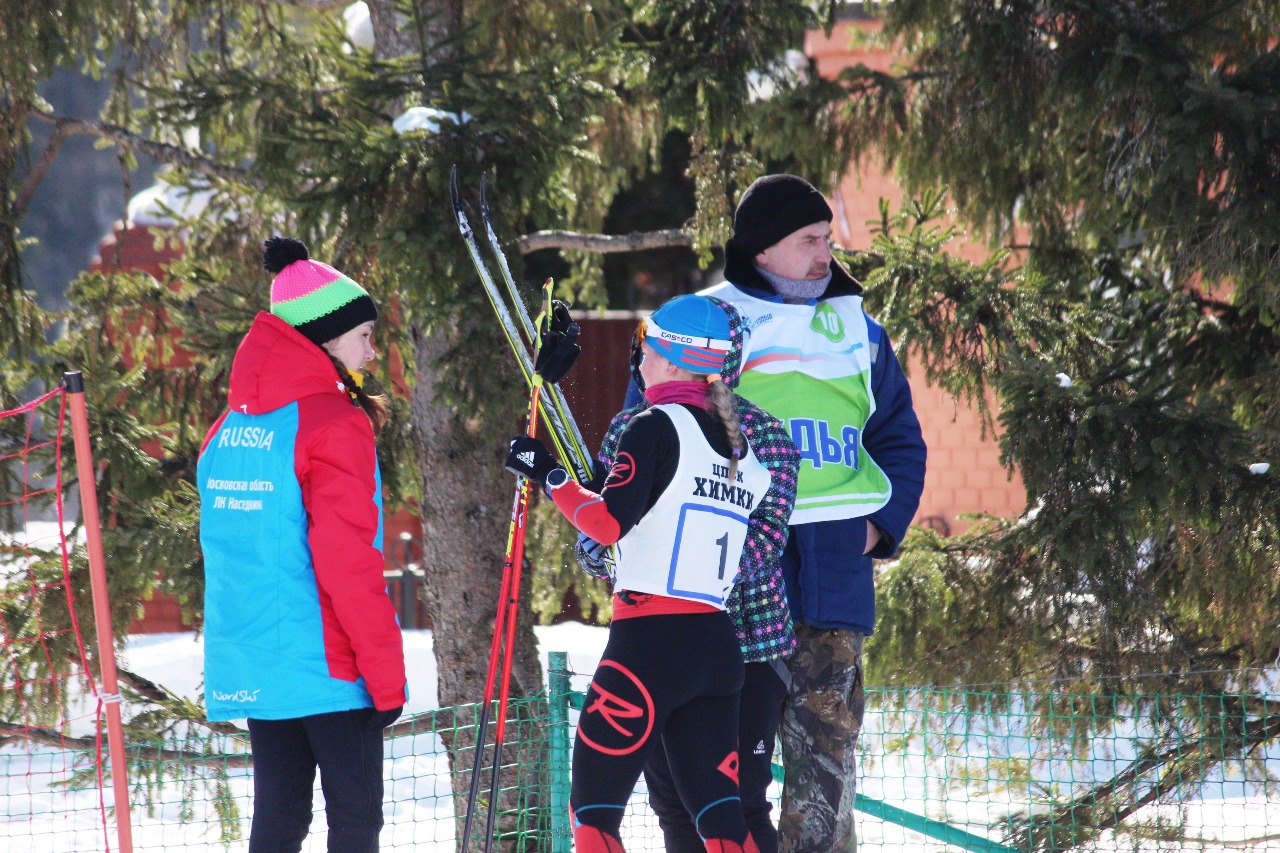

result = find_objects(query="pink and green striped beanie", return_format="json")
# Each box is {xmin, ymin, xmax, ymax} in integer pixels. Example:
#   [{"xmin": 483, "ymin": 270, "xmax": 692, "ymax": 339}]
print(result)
[{"xmin": 262, "ymin": 236, "xmax": 377, "ymax": 346}]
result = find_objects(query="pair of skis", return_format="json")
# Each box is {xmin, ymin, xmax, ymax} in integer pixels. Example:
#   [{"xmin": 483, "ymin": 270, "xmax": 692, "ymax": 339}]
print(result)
[
  {"xmin": 449, "ymin": 166, "xmax": 594, "ymax": 483},
  {"xmin": 449, "ymin": 166, "xmax": 591, "ymax": 853}
]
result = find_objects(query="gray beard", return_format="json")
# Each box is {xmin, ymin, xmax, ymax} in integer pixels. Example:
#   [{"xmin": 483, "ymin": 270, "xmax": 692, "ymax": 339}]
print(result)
[{"xmin": 756, "ymin": 266, "xmax": 832, "ymax": 304}]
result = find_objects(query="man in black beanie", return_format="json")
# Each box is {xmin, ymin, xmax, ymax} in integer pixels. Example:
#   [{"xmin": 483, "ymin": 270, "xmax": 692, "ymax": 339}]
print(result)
[{"xmin": 700, "ymin": 174, "xmax": 928, "ymax": 853}]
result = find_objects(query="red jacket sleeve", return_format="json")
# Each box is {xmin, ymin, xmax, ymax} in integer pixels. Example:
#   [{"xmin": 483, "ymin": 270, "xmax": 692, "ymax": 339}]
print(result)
[
  {"xmin": 550, "ymin": 482, "xmax": 622, "ymax": 544},
  {"xmin": 299, "ymin": 403, "xmax": 407, "ymax": 711}
]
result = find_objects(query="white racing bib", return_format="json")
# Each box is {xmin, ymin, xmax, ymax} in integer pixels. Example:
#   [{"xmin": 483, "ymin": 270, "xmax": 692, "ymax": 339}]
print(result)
[{"xmin": 614, "ymin": 404, "xmax": 771, "ymax": 608}]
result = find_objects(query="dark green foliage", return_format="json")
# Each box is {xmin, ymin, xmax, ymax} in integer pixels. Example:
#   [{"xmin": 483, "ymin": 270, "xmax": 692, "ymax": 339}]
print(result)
[
  {"xmin": 3, "ymin": 2, "xmax": 1276, "ymax": 841},
  {"xmin": 634, "ymin": 0, "xmax": 833, "ymax": 132},
  {"xmin": 864, "ymin": 0, "xmax": 1280, "ymax": 314},
  {"xmin": 858, "ymin": 193, "xmax": 1279, "ymax": 690},
  {"xmin": 837, "ymin": 8, "xmax": 1279, "ymax": 837},
  {"xmin": 843, "ymin": 3, "xmax": 1280, "ymax": 698}
]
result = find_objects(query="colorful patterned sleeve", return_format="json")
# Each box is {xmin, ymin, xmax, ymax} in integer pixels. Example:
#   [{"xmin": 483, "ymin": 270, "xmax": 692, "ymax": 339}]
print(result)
[
  {"xmin": 573, "ymin": 405, "xmax": 643, "ymax": 580},
  {"xmin": 736, "ymin": 398, "xmax": 800, "ymax": 585},
  {"xmin": 727, "ymin": 398, "xmax": 800, "ymax": 663}
]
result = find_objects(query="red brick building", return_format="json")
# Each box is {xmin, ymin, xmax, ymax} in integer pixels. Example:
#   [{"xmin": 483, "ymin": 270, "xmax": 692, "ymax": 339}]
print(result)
[{"xmin": 809, "ymin": 19, "xmax": 1027, "ymax": 534}]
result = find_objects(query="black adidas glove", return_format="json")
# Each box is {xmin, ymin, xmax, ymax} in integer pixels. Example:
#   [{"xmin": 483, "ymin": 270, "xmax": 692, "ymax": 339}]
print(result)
[
  {"xmin": 533, "ymin": 300, "xmax": 581, "ymax": 385},
  {"xmin": 504, "ymin": 435, "xmax": 566, "ymax": 491}
]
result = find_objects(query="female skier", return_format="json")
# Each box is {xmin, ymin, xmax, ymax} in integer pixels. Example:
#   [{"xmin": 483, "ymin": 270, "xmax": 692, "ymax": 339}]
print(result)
[
  {"xmin": 199, "ymin": 236, "xmax": 406, "ymax": 853},
  {"xmin": 504, "ymin": 294, "xmax": 778, "ymax": 853},
  {"xmin": 581, "ymin": 295, "xmax": 799, "ymax": 853}
]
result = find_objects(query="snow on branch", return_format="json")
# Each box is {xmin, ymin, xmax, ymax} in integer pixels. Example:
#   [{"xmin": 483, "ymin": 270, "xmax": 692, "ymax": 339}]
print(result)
[{"xmin": 517, "ymin": 228, "xmax": 691, "ymax": 255}]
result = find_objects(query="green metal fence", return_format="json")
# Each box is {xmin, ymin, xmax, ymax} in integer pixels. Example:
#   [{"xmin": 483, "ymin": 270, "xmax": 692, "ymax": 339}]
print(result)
[{"xmin": 2, "ymin": 655, "xmax": 1277, "ymax": 852}]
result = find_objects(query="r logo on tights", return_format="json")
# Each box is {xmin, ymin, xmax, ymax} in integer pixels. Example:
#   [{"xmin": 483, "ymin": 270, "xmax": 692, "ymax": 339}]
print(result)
[{"xmin": 577, "ymin": 659, "xmax": 654, "ymax": 756}]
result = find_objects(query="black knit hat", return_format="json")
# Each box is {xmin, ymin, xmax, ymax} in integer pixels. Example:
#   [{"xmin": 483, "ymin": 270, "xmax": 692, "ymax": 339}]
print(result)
[{"xmin": 729, "ymin": 174, "xmax": 833, "ymax": 258}]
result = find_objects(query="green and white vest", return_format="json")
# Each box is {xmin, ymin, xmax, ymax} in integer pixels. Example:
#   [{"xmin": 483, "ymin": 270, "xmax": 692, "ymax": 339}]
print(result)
[{"xmin": 702, "ymin": 284, "xmax": 892, "ymax": 524}]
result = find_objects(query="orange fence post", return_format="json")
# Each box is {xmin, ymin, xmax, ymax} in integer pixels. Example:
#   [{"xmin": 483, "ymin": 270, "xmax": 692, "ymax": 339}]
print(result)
[{"xmin": 63, "ymin": 371, "xmax": 134, "ymax": 853}]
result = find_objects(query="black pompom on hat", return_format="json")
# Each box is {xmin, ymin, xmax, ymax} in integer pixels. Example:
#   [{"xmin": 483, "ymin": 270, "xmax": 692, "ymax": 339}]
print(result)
[{"xmin": 263, "ymin": 236, "xmax": 377, "ymax": 346}]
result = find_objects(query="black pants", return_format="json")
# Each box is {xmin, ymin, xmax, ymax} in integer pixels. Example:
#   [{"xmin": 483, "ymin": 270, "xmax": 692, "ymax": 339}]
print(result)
[
  {"xmin": 571, "ymin": 612, "xmax": 750, "ymax": 852},
  {"xmin": 644, "ymin": 660, "xmax": 788, "ymax": 853},
  {"xmin": 247, "ymin": 707, "xmax": 392, "ymax": 853}
]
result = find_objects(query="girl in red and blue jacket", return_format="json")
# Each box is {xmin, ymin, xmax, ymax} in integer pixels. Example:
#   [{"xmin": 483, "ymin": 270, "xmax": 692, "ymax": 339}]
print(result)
[{"xmin": 199, "ymin": 237, "xmax": 406, "ymax": 853}]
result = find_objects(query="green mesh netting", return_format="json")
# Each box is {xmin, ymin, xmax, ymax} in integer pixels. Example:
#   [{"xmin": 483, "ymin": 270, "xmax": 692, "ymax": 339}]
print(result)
[{"xmin": 4, "ymin": 665, "xmax": 1278, "ymax": 852}]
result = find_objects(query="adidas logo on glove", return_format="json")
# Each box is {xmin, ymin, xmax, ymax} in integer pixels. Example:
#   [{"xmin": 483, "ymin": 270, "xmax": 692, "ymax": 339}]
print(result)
[{"xmin": 516, "ymin": 451, "xmax": 537, "ymax": 467}]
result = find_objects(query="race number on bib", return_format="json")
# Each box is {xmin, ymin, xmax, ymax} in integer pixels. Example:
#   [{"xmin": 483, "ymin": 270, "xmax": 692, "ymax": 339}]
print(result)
[{"xmin": 667, "ymin": 504, "xmax": 750, "ymax": 605}]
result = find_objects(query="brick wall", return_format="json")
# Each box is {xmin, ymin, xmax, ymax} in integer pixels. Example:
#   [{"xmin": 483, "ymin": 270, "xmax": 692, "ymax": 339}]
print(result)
[{"xmin": 908, "ymin": 363, "xmax": 1024, "ymax": 536}]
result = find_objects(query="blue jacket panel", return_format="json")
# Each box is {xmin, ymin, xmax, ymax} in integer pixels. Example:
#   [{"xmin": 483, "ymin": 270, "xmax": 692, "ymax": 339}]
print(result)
[{"xmin": 200, "ymin": 406, "xmax": 380, "ymax": 720}]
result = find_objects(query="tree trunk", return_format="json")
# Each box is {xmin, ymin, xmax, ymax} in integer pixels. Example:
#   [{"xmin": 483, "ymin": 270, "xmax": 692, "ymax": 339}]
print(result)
[
  {"xmin": 366, "ymin": 4, "xmax": 550, "ymax": 847},
  {"xmin": 409, "ymin": 317, "xmax": 547, "ymax": 852},
  {"xmin": 366, "ymin": 0, "xmax": 464, "ymax": 65},
  {"xmin": 411, "ymin": 318, "xmax": 544, "ymax": 708}
]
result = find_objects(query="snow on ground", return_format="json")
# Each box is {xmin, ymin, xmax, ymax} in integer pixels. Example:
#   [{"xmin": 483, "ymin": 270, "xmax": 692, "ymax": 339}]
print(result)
[{"xmin": 4, "ymin": 626, "xmax": 1279, "ymax": 852}]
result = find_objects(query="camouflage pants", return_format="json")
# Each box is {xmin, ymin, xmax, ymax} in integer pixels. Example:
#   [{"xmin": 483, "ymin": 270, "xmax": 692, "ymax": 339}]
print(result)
[{"xmin": 778, "ymin": 625, "xmax": 866, "ymax": 853}]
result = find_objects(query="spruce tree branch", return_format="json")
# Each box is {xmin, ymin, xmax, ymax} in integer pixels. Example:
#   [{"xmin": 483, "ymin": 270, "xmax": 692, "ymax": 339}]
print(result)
[
  {"xmin": 1017, "ymin": 711, "xmax": 1280, "ymax": 851},
  {"xmin": 517, "ymin": 228, "xmax": 692, "ymax": 255},
  {"xmin": 0, "ymin": 722, "xmax": 253, "ymax": 768},
  {"xmin": 0, "ymin": 723, "xmax": 98, "ymax": 752},
  {"xmin": 116, "ymin": 666, "xmax": 244, "ymax": 735},
  {"xmin": 15, "ymin": 122, "xmax": 71, "ymax": 216},
  {"xmin": 27, "ymin": 109, "xmax": 262, "ymax": 189}
]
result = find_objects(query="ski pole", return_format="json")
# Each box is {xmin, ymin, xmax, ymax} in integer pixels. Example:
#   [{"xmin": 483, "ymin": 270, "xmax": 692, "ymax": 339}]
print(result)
[
  {"xmin": 479, "ymin": 279, "xmax": 555, "ymax": 853},
  {"xmin": 459, "ymin": 381, "xmax": 542, "ymax": 853},
  {"xmin": 459, "ymin": 279, "xmax": 554, "ymax": 853},
  {"xmin": 458, "ymin": 493, "xmax": 523, "ymax": 853}
]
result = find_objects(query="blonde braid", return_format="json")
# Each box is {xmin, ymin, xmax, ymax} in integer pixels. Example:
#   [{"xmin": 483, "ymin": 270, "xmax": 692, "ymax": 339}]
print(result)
[{"xmin": 706, "ymin": 379, "xmax": 744, "ymax": 483}]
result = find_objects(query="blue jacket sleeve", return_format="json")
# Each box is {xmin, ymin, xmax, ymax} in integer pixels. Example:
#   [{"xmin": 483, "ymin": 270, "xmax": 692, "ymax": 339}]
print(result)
[{"xmin": 862, "ymin": 315, "xmax": 927, "ymax": 557}]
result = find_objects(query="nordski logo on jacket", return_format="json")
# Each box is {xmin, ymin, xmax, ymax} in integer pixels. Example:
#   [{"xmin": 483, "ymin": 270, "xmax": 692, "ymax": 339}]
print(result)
[
  {"xmin": 211, "ymin": 688, "xmax": 261, "ymax": 703},
  {"xmin": 217, "ymin": 425, "xmax": 275, "ymax": 451}
]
